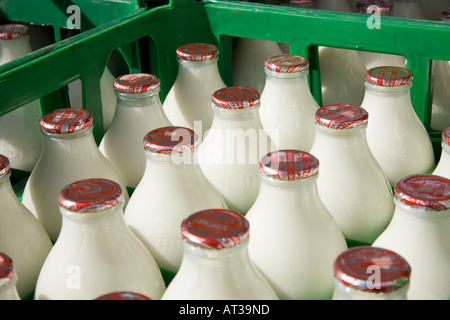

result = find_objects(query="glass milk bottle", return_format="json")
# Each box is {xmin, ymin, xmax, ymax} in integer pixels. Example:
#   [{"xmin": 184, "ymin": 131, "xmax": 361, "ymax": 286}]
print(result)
[
  {"xmin": 99, "ymin": 73, "xmax": 171, "ymax": 188},
  {"xmin": 197, "ymin": 86, "xmax": 272, "ymax": 214},
  {"xmin": 259, "ymin": 55, "xmax": 319, "ymax": 151},
  {"xmin": 95, "ymin": 291, "xmax": 151, "ymax": 300},
  {"xmin": 161, "ymin": 209, "xmax": 279, "ymax": 300},
  {"xmin": 0, "ymin": 253, "xmax": 20, "ymax": 300},
  {"xmin": 21, "ymin": 108, "xmax": 129, "ymax": 242},
  {"xmin": 360, "ymin": 66, "xmax": 435, "ymax": 186},
  {"xmin": 232, "ymin": 37, "xmax": 284, "ymax": 94},
  {"xmin": 0, "ymin": 154, "xmax": 52, "ymax": 298},
  {"xmin": 162, "ymin": 43, "xmax": 226, "ymax": 136},
  {"xmin": 356, "ymin": 0, "xmax": 407, "ymax": 70},
  {"xmin": 124, "ymin": 126, "xmax": 227, "ymax": 273},
  {"xmin": 0, "ymin": 24, "xmax": 43, "ymax": 172},
  {"xmin": 392, "ymin": 0, "xmax": 426, "ymax": 19},
  {"xmin": 34, "ymin": 178, "xmax": 166, "ymax": 300},
  {"xmin": 310, "ymin": 104, "xmax": 395, "ymax": 244},
  {"xmin": 246, "ymin": 150, "xmax": 348, "ymax": 300},
  {"xmin": 332, "ymin": 246, "xmax": 411, "ymax": 300},
  {"xmin": 372, "ymin": 174, "xmax": 450, "ymax": 300},
  {"xmin": 433, "ymin": 127, "xmax": 450, "ymax": 179}
]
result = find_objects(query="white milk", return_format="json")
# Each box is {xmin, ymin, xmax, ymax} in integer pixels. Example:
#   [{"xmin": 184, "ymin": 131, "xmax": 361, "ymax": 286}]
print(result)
[
  {"xmin": 0, "ymin": 253, "xmax": 21, "ymax": 300},
  {"xmin": 0, "ymin": 24, "xmax": 43, "ymax": 172},
  {"xmin": 360, "ymin": 66, "xmax": 435, "ymax": 186},
  {"xmin": 232, "ymin": 38, "xmax": 284, "ymax": 93},
  {"xmin": 433, "ymin": 128, "xmax": 450, "ymax": 178},
  {"xmin": 332, "ymin": 246, "xmax": 411, "ymax": 300},
  {"xmin": 246, "ymin": 150, "xmax": 348, "ymax": 300},
  {"xmin": 197, "ymin": 87, "xmax": 273, "ymax": 214},
  {"xmin": 0, "ymin": 155, "xmax": 52, "ymax": 298},
  {"xmin": 124, "ymin": 126, "xmax": 227, "ymax": 273},
  {"xmin": 392, "ymin": 0, "xmax": 426, "ymax": 19},
  {"xmin": 34, "ymin": 178, "xmax": 165, "ymax": 300},
  {"xmin": 259, "ymin": 55, "xmax": 319, "ymax": 151},
  {"xmin": 99, "ymin": 73, "xmax": 171, "ymax": 188},
  {"xmin": 309, "ymin": 104, "xmax": 395, "ymax": 244},
  {"xmin": 21, "ymin": 108, "xmax": 129, "ymax": 241},
  {"xmin": 161, "ymin": 209, "xmax": 279, "ymax": 300},
  {"xmin": 163, "ymin": 43, "xmax": 226, "ymax": 136},
  {"xmin": 372, "ymin": 174, "xmax": 450, "ymax": 300}
]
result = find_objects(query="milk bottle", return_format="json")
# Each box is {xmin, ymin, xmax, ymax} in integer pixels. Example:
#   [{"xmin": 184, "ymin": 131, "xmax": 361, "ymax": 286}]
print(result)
[
  {"xmin": 433, "ymin": 127, "xmax": 450, "ymax": 179},
  {"xmin": 124, "ymin": 126, "xmax": 227, "ymax": 273},
  {"xmin": 309, "ymin": 104, "xmax": 395, "ymax": 243},
  {"xmin": 161, "ymin": 209, "xmax": 279, "ymax": 300},
  {"xmin": 0, "ymin": 253, "xmax": 20, "ymax": 300},
  {"xmin": 21, "ymin": 108, "xmax": 129, "ymax": 241},
  {"xmin": 246, "ymin": 150, "xmax": 348, "ymax": 300},
  {"xmin": 34, "ymin": 178, "xmax": 166, "ymax": 300},
  {"xmin": 0, "ymin": 154, "xmax": 52, "ymax": 298},
  {"xmin": 372, "ymin": 174, "xmax": 450, "ymax": 300},
  {"xmin": 162, "ymin": 43, "xmax": 226, "ymax": 136},
  {"xmin": 259, "ymin": 55, "xmax": 319, "ymax": 151},
  {"xmin": 99, "ymin": 73, "xmax": 171, "ymax": 188},
  {"xmin": 0, "ymin": 24, "xmax": 43, "ymax": 172},
  {"xmin": 360, "ymin": 66, "xmax": 435, "ymax": 186},
  {"xmin": 332, "ymin": 246, "xmax": 411, "ymax": 300},
  {"xmin": 197, "ymin": 86, "xmax": 272, "ymax": 214}
]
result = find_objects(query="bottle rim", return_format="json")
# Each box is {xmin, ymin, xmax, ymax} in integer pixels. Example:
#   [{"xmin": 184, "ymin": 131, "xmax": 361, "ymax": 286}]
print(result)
[
  {"xmin": 260, "ymin": 150, "xmax": 319, "ymax": 181},
  {"xmin": 357, "ymin": 0, "xmax": 394, "ymax": 14},
  {"xmin": 315, "ymin": 104, "xmax": 369, "ymax": 130},
  {"xmin": 176, "ymin": 43, "xmax": 219, "ymax": 62},
  {"xmin": 264, "ymin": 54, "xmax": 309, "ymax": 74},
  {"xmin": 365, "ymin": 66, "xmax": 413, "ymax": 87},
  {"xmin": 211, "ymin": 86, "xmax": 261, "ymax": 110},
  {"xmin": 0, "ymin": 253, "xmax": 15, "ymax": 290},
  {"xmin": 143, "ymin": 126, "xmax": 199, "ymax": 154},
  {"xmin": 113, "ymin": 73, "xmax": 160, "ymax": 94},
  {"xmin": 0, "ymin": 24, "xmax": 28, "ymax": 40},
  {"xmin": 0, "ymin": 155, "xmax": 10, "ymax": 178},
  {"xmin": 40, "ymin": 108, "xmax": 93, "ymax": 135}
]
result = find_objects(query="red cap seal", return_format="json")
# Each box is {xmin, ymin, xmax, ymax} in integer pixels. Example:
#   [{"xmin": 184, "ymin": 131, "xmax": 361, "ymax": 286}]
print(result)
[
  {"xmin": 212, "ymin": 87, "xmax": 260, "ymax": 110},
  {"xmin": 442, "ymin": 7, "xmax": 450, "ymax": 21},
  {"xmin": 59, "ymin": 178, "xmax": 124, "ymax": 213},
  {"xmin": 181, "ymin": 209, "xmax": 249, "ymax": 250},
  {"xmin": 0, "ymin": 155, "xmax": 10, "ymax": 177},
  {"xmin": 40, "ymin": 108, "xmax": 93, "ymax": 135},
  {"xmin": 95, "ymin": 292, "xmax": 151, "ymax": 300},
  {"xmin": 394, "ymin": 174, "xmax": 450, "ymax": 211},
  {"xmin": 265, "ymin": 55, "xmax": 309, "ymax": 74},
  {"xmin": 0, "ymin": 253, "xmax": 14, "ymax": 282},
  {"xmin": 315, "ymin": 104, "xmax": 368, "ymax": 129},
  {"xmin": 113, "ymin": 73, "xmax": 160, "ymax": 94},
  {"xmin": 357, "ymin": 0, "xmax": 394, "ymax": 14},
  {"xmin": 144, "ymin": 126, "xmax": 198, "ymax": 154},
  {"xmin": 0, "ymin": 24, "xmax": 28, "ymax": 40},
  {"xmin": 333, "ymin": 246, "xmax": 411, "ymax": 294},
  {"xmin": 442, "ymin": 127, "xmax": 450, "ymax": 146},
  {"xmin": 260, "ymin": 150, "xmax": 319, "ymax": 180},
  {"xmin": 282, "ymin": 0, "xmax": 315, "ymax": 7},
  {"xmin": 176, "ymin": 43, "xmax": 219, "ymax": 62},
  {"xmin": 365, "ymin": 66, "xmax": 413, "ymax": 87}
]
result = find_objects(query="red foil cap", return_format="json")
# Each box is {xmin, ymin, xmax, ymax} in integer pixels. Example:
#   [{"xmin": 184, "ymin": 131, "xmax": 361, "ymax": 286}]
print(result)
[
  {"xmin": 334, "ymin": 246, "xmax": 411, "ymax": 293},
  {"xmin": 394, "ymin": 174, "xmax": 450, "ymax": 211},
  {"xmin": 365, "ymin": 66, "xmax": 413, "ymax": 87},
  {"xmin": 143, "ymin": 126, "xmax": 198, "ymax": 154},
  {"xmin": 40, "ymin": 108, "xmax": 93, "ymax": 134},
  {"xmin": 265, "ymin": 55, "xmax": 309, "ymax": 73},
  {"xmin": 181, "ymin": 209, "xmax": 249, "ymax": 250},
  {"xmin": 281, "ymin": 0, "xmax": 315, "ymax": 7},
  {"xmin": 0, "ymin": 24, "xmax": 28, "ymax": 40},
  {"xmin": 95, "ymin": 292, "xmax": 151, "ymax": 300},
  {"xmin": 212, "ymin": 87, "xmax": 260, "ymax": 110},
  {"xmin": 0, "ymin": 253, "xmax": 15, "ymax": 285},
  {"xmin": 260, "ymin": 150, "xmax": 319, "ymax": 180},
  {"xmin": 315, "ymin": 104, "xmax": 369, "ymax": 129},
  {"xmin": 357, "ymin": 0, "xmax": 394, "ymax": 14},
  {"xmin": 59, "ymin": 178, "xmax": 124, "ymax": 213},
  {"xmin": 0, "ymin": 155, "xmax": 10, "ymax": 177},
  {"xmin": 113, "ymin": 73, "xmax": 160, "ymax": 94},
  {"xmin": 442, "ymin": 127, "xmax": 450, "ymax": 146},
  {"xmin": 176, "ymin": 43, "xmax": 219, "ymax": 61}
]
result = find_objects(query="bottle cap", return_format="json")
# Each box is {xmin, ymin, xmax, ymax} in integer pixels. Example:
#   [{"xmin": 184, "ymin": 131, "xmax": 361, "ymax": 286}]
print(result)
[
  {"xmin": 181, "ymin": 209, "xmax": 249, "ymax": 250},
  {"xmin": 365, "ymin": 66, "xmax": 413, "ymax": 87},
  {"xmin": 176, "ymin": 43, "xmax": 219, "ymax": 61},
  {"xmin": 394, "ymin": 174, "xmax": 450, "ymax": 211},
  {"xmin": 113, "ymin": 73, "xmax": 160, "ymax": 94},
  {"xmin": 260, "ymin": 150, "xmax": 319, "ymax": 180},
  {"xmin": 95, "ymin": 291, "xmax": 151, "ymax": 300},
  {"xmin": 40, "ymin": 108, "xmax": 93, "ymax": 135},
  {"xmin": 281, "ymin": 0, "xmax": 315, "ymax": 7},
  {"xmin": 442, "ymin": 7, "xmax": 450, "ymax": 21},
  {"xmin": 212, "ymin": 87, "xmax": 260, "ymax": 110},
  {"xmin": 0, "ymin": 253, "xmax": 15, "ymax": 289},
  {"xmin": 333, "ymin": 246, "xmax": 411, "ymax": 294},
  {"xmin": 442, "ymin": 127, "xmax": 450, "ymax": 146},
  {"xmin": 0, "ymin": 155, "xmax": 10, "ymax": 177},
  {"xmin": 0, "ymin": 24, "xmax": 28, "ymax": 40},
  {"xmin": 143, "ymin": 126, "xmax": 198, "ymax": 154},
  {"xmin": 59, "ymin": 178, "xmax": 124, "ymax": 213},
  {"xmin": 315, "ymin": 104, "xmax": 368, "ymax": 129},
  {"xmin": 357, "ymin": 0, "xmax": 393, "ymax": 14},
  {"xmin": 264, "ymin": 54, "xmax": 309, "ymax": 74}
]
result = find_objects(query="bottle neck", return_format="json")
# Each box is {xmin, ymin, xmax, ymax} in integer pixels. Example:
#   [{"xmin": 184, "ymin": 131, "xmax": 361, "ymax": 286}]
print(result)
[
  {"xmin": 263, "ymin": 71, "xmax": 311, "ymax": 99},
  {"xmin": 41, "ymin": 126, "xmax": 99, "ymax": 154},
  {"xmin": 115, "ymin": 91, "xmax": 162, "ymax": 108},
  {"xmin": 0, "ymin": 36, "xmax": 32, "ymax": 65},
  {"xmin": 176, "ymin": 57, "xmax": 221, "ymax": 82},
  {"xmin": 0, "ymin": 274, "xmax": 20, "ymax": 300},
  {"xmin": 333, "ymin": 279, "xmax": 408, "ymax": 300}
]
